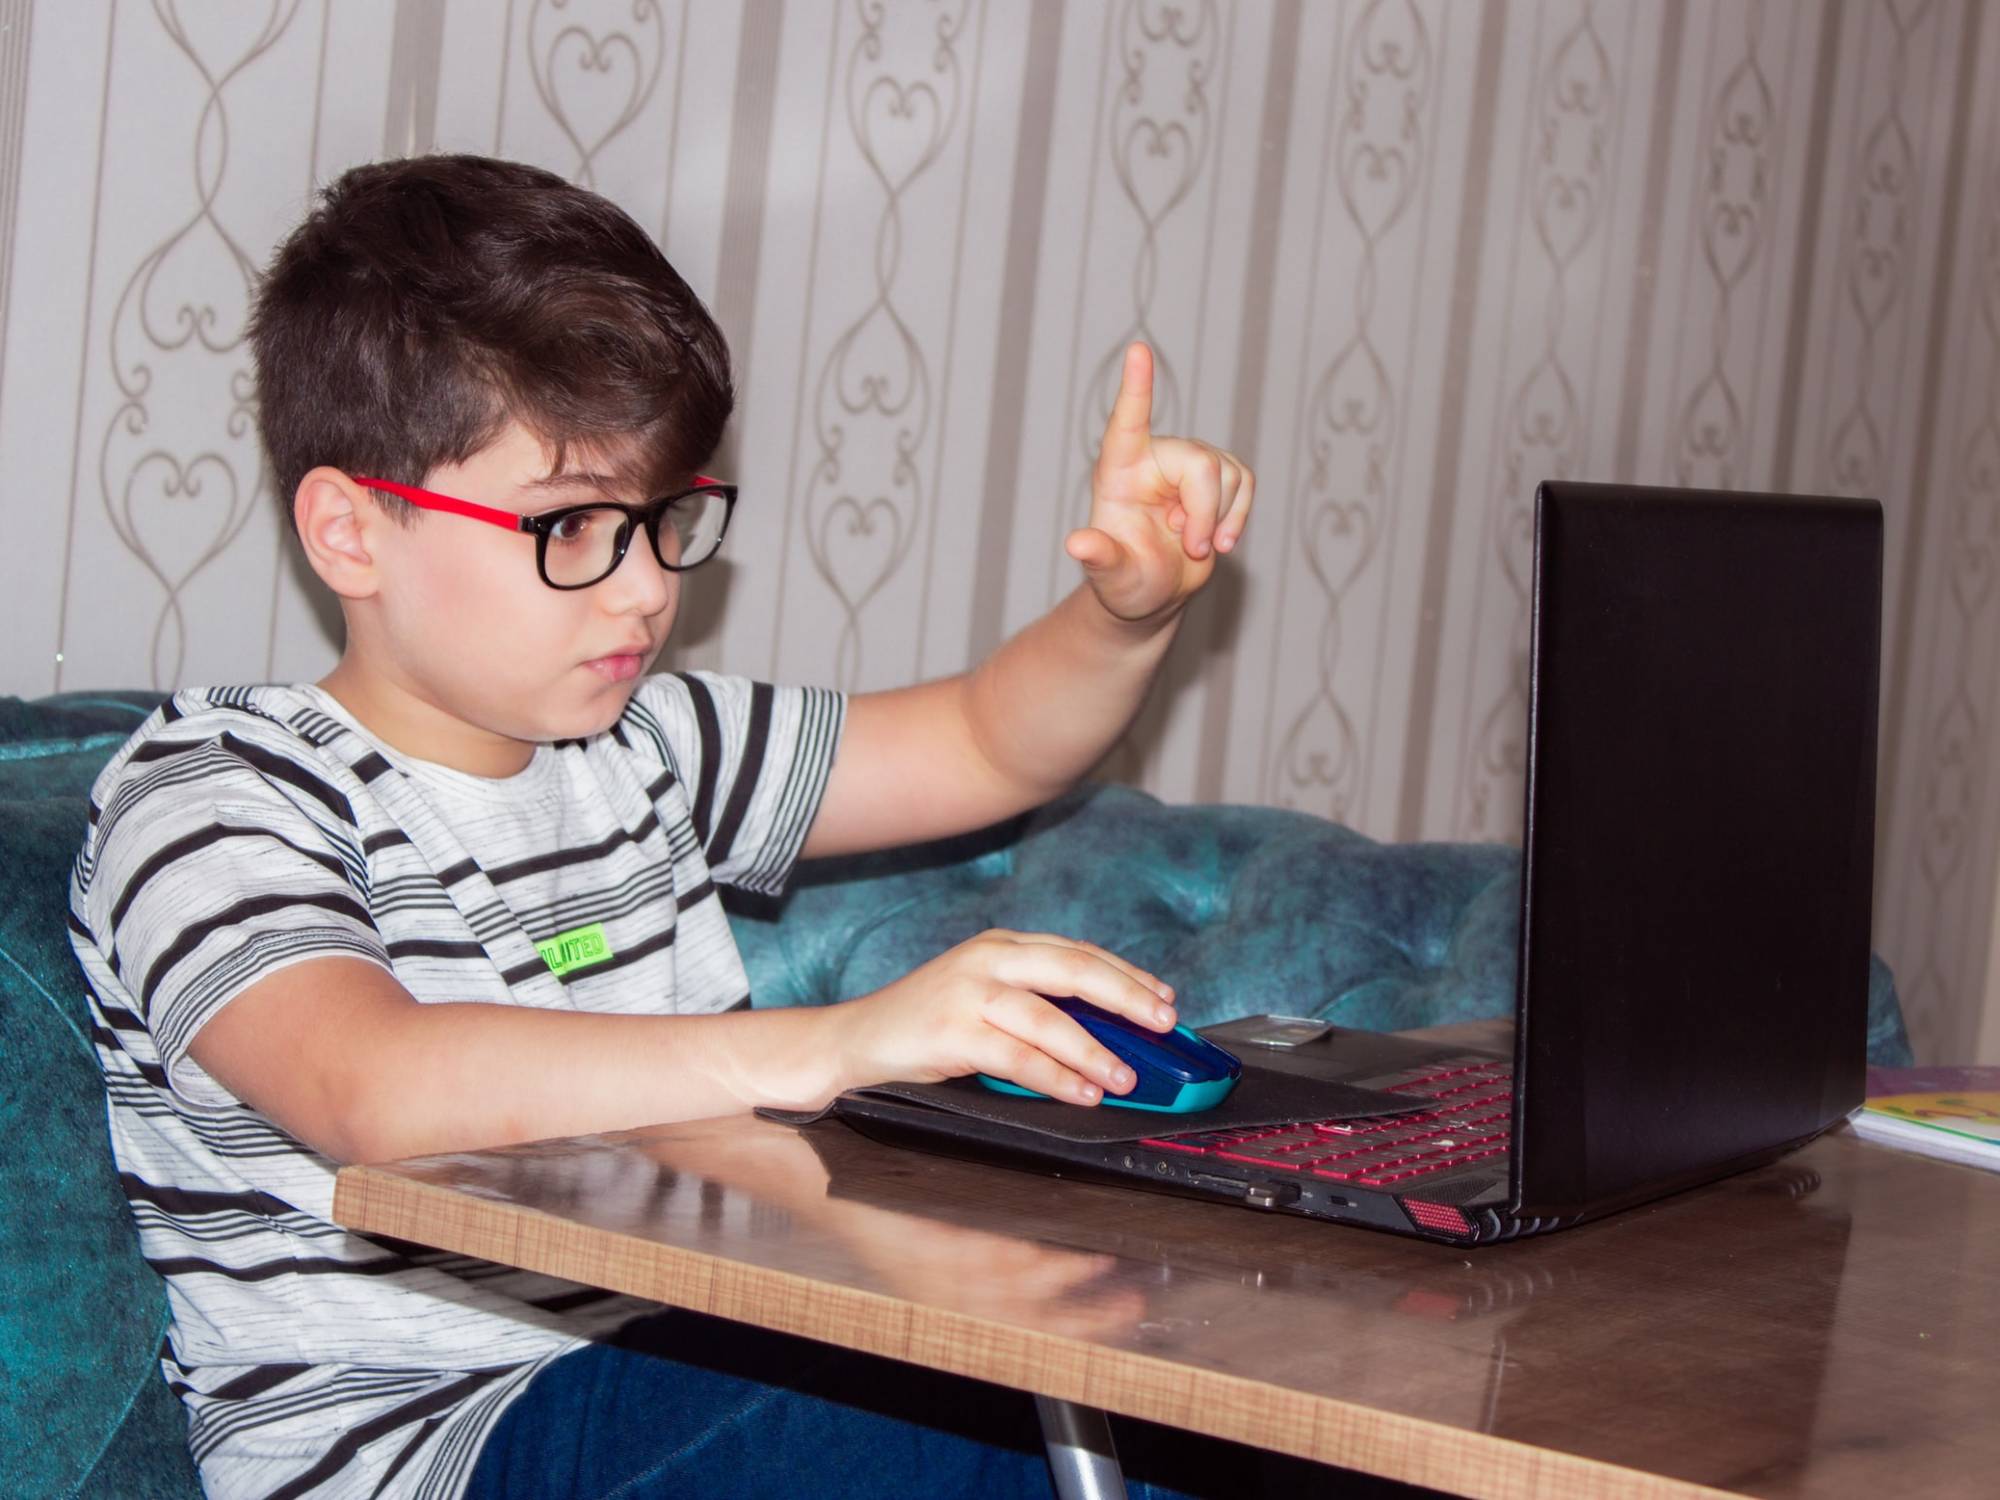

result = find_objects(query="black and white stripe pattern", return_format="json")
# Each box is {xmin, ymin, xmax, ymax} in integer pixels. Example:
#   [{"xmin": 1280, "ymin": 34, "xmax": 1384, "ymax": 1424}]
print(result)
[{"xmin": 68, "ymin": 674, "xmax": 844, "ymax": 1499}]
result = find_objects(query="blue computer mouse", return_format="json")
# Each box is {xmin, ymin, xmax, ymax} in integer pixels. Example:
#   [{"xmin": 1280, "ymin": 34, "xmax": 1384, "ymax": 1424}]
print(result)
[{"xmin": 977, "ymin": 995, "xmax": 1242, "ymax": 1112}]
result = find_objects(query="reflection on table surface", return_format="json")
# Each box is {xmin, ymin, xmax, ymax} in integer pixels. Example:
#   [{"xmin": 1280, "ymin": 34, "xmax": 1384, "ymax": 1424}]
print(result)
[{"xmin": 346, "ymin": 1110, "xmax": 2000, "ymax": 1499}]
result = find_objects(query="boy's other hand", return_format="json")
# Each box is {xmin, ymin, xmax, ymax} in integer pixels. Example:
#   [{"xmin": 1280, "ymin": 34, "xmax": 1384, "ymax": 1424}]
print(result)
[
  {"xmin": 831, "ymin": 931, "xmax": 1178, "ymax": 1105},
  {"xmin": 1066, "ymin": 341, "xmax": 1254, "ymax": 623}
]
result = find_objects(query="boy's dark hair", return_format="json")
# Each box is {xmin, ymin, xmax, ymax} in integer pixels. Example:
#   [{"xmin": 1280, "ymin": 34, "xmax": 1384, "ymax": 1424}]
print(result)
[{"xmin": 250, "ymin": 153, "xmax": 732, "ymax": 526}]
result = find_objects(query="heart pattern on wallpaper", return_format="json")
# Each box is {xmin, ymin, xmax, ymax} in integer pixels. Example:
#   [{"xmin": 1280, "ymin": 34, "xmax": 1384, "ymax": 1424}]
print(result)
[
  {"xmin": 1317, "ymin": 334, "xmax": 1392, "ymax": 444},
  {"xmin": 814, "ymin": 493, "xmax": 908, "ymax": 623},
  {"xmin": 1953, "ymin": 540, "xmax": 1994, "ymax": 619},
  {"xmin": 1119, "ymin": 117, "xmax": 1200, "ymax": 230},
  {"xmin": 1108, "ymin": 0, "xmax": 1215, "ymax": 236},
  {"xmin": 1534, "ymin": 170, "xmax": 1605, "ymax": 274},
  {"xmin": 791, "ymin": 2, "xmax": 970, "ymax": 689},
  {"xmin": 828, "ymin": 303, "xmax": 925, "ymax": 421},
  {"xmin": 1703, "ymin": 51, "xmax": 1774, "ymax": 291},
  {"xmin": 1676, "ymin": 368, "xmax": 1743, "ymax": 485},
  {"xmin": 1492, "ymin": 490, "xmax": 1537, "ymax": 608},
  {"xmin": 1495, "ymin": 357, "xmax": 1578, "ymax": 594},
  {"xmin": 1530, "ymin": 15, "xmax": 1612, "ymax": 271},
  {"xmin": 1919, "ymin": 697, "xmax": 1974, "ymax": 890},
  {"xmin": 1269, "ymin": 685, "xmax": 1361, "ymax": 821},
  {"xmin": 528, "ymin": 0, "xmax": 664, "ymax": 186},
  {"xmin": 109, "ymin": 447, "xmax": 256, "ymax": 687},
  {"xmin": 1336, "ymin": 0, "xmax": 1432, "ymax": 250},
  {"xmin": 854, "ymin": 74, "xmax": 948, "ymax": 195},
  {"xmin": 1299, "ymin": 501, "xmax": 1375, "ymax": 605},
  {"xmin": 129, "ymin": 210, "xmax": 253, "ymax": 358},
  {"xmin": 86, "ymin": 1, "xmax": 300, "ymax": 688},
  {"xmin": 1849, "ymin": 114, "xmax": 1916, "ymax": 331},
  {"xmin": 1950, "ymin": 425, "xmax": 1998, "ymax": 617},
  {"xmin": 1828, "ymin": 405, "xmax": 1883, "ymax": 495},
  {"xmin": 116, "ymin": 450, "xmax": 250, "ymax": 600},
  {"xmin": 1341, "ymin": 140, "xmax": 1421, "ymax": 247}
]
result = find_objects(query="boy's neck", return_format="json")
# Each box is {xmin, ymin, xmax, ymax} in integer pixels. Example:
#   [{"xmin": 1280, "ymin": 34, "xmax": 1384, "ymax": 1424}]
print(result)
[{"xmin": 315, "ymin": 660, "xmax": 537, "ymax": 779}]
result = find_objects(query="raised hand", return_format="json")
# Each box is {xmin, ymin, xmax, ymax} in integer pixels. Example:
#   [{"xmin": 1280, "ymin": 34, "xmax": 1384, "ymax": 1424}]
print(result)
[{"xmin": 1064, "ymin": 342, "xmax": 1255, "ymax": 623}]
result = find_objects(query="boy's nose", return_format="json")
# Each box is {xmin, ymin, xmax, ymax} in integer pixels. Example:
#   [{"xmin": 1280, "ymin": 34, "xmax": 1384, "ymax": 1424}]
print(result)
[{"xmin": 600, "ymin": 528, "xmax": 674, "ymax": 615}]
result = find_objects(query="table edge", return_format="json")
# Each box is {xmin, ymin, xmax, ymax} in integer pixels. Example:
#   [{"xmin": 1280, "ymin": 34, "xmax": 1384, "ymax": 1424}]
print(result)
[{"xmin": 333, "ymin": 1163, "xmax": 1732, "ymax": 1500}]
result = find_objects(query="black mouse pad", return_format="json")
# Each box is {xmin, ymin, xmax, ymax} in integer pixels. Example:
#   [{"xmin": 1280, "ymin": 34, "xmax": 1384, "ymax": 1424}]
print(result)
[{"xmin": 759, "ymin": 1062, "xmax": 1425, "ymax": 1145}]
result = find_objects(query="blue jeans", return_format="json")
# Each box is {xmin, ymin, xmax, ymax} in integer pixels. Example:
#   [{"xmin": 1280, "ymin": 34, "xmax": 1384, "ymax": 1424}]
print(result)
[{"xmin": 464, "ymin": 1309, "xmax": 1345, "ymax": 1499}]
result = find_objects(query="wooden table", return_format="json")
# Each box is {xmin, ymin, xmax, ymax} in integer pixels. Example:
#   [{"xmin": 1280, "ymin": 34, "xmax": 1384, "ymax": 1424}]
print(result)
[{"xmin": 332, "ymin": 1085, "xmax": 2000, "ymax": 1500}]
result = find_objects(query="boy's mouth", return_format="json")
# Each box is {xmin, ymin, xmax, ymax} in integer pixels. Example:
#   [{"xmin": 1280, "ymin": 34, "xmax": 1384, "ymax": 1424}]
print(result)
[{"xmin": 583, "ymin": 651, "xmax": 647, "ymax": 682}]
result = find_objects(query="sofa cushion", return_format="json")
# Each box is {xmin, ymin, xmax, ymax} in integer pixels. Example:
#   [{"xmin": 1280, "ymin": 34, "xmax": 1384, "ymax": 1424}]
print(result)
[
  {"xmin": 0, "ymin": 690, "xmax": 1910, "ymax": 1499},
  {"xmin": 728, "ymin": 783, "xmax": 1913, "ymax": 1066},
  {"xmin": 0, "ymin": 691, "xmax": 200, "ymax": 1499}
]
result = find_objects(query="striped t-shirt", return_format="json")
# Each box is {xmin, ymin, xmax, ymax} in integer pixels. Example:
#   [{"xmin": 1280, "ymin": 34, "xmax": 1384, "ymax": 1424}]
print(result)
[{"xmin": 67, "ymin": 674, "xmax": 845, "ymax": 1500}]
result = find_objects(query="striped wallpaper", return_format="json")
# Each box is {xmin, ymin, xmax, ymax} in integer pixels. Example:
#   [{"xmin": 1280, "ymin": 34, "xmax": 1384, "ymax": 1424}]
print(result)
[{"xmin": 1, "ymin": 0, "xmax": 1995, "ymax": 1062}]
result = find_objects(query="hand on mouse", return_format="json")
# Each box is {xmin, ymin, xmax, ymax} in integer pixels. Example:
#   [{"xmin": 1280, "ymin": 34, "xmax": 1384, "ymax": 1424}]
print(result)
[{"xmin": 828, "ymin": 930, "xmax": 1175, "ymax": 1105}]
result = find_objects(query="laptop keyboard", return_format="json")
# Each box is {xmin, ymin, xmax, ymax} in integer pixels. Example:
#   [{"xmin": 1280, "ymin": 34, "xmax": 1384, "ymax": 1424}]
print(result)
[{"xmin": 1138, "ymin": 1059, "xmax": 1514, "ymax": 1189}]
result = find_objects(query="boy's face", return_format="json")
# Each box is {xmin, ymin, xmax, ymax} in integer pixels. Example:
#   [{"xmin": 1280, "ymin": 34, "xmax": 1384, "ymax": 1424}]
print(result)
[{"xmin": 355, "ymin": 421, "xmax": 679, "ymax": 763}]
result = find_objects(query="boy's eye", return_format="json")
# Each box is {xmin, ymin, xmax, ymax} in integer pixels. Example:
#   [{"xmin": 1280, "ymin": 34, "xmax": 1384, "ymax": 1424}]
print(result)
[{"xmin": 549, "ymin": 510, "xmax": 608, "ymax": 545}]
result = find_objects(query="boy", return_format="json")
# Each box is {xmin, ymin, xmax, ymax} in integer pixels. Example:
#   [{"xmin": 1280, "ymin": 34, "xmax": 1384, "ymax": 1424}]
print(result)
[{"xmin": 69, "ymin": 154, "xmax": 1253, "ymax": 1498}]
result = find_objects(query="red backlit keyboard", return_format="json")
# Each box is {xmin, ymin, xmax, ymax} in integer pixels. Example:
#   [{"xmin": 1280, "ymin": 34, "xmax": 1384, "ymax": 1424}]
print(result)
[{"xmin": 1139, "ymin": 1060, "xmax": 1514, "ymax": 1189}]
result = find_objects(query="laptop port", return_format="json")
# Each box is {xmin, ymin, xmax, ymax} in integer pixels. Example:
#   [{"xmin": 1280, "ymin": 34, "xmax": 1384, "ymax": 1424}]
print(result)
[
  {"xmin": 1186, "ymin": 1171, "xmax": 1300, "ymax": 1209},
  {"xmin": 1244, "ymin": 1183, "xmax": 1301, "ymax": 1209}
]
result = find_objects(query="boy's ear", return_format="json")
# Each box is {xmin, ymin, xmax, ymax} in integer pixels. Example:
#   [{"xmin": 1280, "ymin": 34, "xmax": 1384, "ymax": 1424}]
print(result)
[{"xmin": 293, "ymin": 468, "xmax": 385, "ymax": 600}]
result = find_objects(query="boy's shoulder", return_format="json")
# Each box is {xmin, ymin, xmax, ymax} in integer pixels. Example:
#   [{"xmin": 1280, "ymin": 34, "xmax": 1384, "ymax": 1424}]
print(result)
[
  {"xmin": 95, "ymin": 682, "xmax": 345, "ymax": 768},
  {"xmin": 614, "ymin": 669, "xmax": 785, "ymax": 772},
  {"xmin": 616, "ymin": 669, "xmax": 718, "ymax": 759},
  {"xmin": 85, "ymin": 684, "xmax": 364, "ymax": 834}
]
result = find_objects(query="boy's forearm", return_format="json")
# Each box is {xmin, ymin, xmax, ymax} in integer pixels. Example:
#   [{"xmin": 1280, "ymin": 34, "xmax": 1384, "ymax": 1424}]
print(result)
[
  {"xmin": 963, "ymin": 583, "xmax": 1183, "ymax": 802},
  {"xmin": 331, "ymin": 999, "xmax": 848, "ymax": 1163}
]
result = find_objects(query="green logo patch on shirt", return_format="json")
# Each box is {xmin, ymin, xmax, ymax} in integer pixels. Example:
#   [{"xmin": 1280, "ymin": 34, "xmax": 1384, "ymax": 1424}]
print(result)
[{"xmin": 537, "ymin": 921, "xmax": 614, "ymax": 977}]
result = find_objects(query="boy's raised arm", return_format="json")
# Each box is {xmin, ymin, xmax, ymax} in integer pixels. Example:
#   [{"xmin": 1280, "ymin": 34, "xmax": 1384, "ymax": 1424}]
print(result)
[{"xmin": 800, "ymin": 342, "xmax": 1254, "ymax": 859}]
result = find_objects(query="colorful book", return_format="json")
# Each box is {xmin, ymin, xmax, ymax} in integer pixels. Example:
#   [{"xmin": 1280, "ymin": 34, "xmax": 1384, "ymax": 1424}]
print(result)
[{"xmin": 1850, "ymin": 1066, "xmax": 2000, "ymax": 1171}]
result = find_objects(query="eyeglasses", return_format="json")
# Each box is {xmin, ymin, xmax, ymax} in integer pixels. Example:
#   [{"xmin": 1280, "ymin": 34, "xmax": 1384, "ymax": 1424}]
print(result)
[{"xmin": 352, "ymin": 475, "xmax": 737, "ymax": 590}]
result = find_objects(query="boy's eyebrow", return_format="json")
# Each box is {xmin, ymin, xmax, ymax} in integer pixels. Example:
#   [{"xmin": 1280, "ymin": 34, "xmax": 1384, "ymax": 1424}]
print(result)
[
  {"xmin": 522, "ymin": 472, "xmax": 622, "ymax": 494},
  {"xmin": 515, "ymin": 472, "xmax": 629, "ymax": 510}
]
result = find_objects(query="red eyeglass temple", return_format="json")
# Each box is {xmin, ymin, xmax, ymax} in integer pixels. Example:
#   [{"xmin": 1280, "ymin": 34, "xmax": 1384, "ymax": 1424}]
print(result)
[{"xmin": 352, "ymin": 475, "xmax": 724, "ymax": 532}]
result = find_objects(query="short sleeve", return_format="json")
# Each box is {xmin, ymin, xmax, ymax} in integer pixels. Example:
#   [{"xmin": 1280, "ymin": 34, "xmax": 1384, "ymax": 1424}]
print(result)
[
  {"xmin": 76, "ymin": 735, "xmax": 392, "ymax": 1107},
  {"xmin": 619, "ymin": 672, "xmax": 845, "ymax": 896}
]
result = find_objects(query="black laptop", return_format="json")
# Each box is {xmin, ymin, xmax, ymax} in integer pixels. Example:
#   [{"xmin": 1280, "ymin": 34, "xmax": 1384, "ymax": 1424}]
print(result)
[{"xmin": 795, "ymin": 482, "xmax": 1884, "ymax": 1245}]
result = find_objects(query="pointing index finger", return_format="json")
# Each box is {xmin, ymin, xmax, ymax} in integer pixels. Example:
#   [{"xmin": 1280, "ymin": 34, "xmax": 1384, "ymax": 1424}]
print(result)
[{"xmin": 1099, "ymin": 341, "xmax": 1155, "ymax": 467}]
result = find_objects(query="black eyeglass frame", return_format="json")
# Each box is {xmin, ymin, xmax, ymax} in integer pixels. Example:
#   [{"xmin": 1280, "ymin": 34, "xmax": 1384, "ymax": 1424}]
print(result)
[{"xmin": 351, "ymin": 475, "xmax": 738, "ymax": 591}]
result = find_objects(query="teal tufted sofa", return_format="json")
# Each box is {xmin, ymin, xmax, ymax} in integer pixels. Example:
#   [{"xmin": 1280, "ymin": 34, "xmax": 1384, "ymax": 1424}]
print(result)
[
  {"xmin": 0, "ymin": 691, "xmax": 1911, "ymax": 1498},
  {"xmin": 2, "ymin": 693, "xmax": 204, "ymax": 1499}
]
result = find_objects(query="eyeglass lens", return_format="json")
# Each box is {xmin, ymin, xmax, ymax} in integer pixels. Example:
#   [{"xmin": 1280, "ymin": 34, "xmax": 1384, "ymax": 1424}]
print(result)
[{"xmin": 542, "ymin": 489, "xmax": 729, "ymax": 588}]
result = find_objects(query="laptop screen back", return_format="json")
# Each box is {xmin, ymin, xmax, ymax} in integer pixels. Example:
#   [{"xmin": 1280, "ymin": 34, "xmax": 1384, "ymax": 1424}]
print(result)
[{"xmin": 1511, "ymin": 483, "xmax": 1882, "ymax": 1219}]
